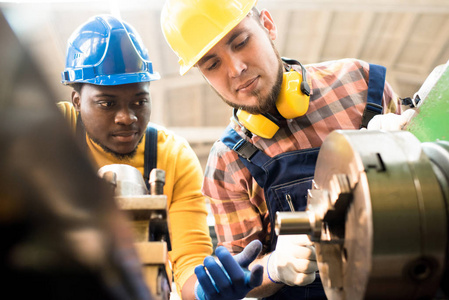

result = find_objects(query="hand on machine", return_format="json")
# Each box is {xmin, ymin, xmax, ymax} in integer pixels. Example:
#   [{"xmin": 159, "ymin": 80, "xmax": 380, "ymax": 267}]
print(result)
[
  {"xmin": 267, "ymin": 234, "xmax": 318, "ymax": 286},
  {"xmin": 194, "ymin": 240, "xmax": 264, "ymax": 300},
  {"xmin": 367, "ymin": 109, "xmax": 417, "ymax": 130}
]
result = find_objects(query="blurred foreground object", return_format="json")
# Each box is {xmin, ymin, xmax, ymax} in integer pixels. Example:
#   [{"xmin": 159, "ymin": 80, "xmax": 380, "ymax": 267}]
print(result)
[
  {"xmin": 0, "ymin": 11, "xmax": 152, "ymax": 300},
  {"xmin": 98, "ymin": 165, "xmax": 171, "ymax": 300}
]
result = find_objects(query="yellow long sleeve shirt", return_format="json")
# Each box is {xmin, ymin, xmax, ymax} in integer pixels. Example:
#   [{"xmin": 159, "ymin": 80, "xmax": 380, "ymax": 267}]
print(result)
[{"xmin": 58, "ymin": 101, "xmax": 212, "ymax": 295}]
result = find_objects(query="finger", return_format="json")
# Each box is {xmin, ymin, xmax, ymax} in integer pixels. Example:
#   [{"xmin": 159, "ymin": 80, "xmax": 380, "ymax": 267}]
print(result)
[
  {"xmin": 291, "ymin": 259, "xmax": 318, "ymax": 274},
  {"xmin": 248, "ymin": 264, "xmax": 264, "ymax": 288},
  {"xmin": 401, "ymin": 109, "xmax": 417, "ymax": 129},
  {"xmin": 402, "ymin": 108, "xmax": 417, "ymax": 120},
  {"xmin": 203, "ymin": 255, "xmax": 234, "ymax": 293},
  {"xmin": 195, "ymin": 264, "xmax": 219, "ymax": 297},
  {"xmin": 287, "ymin": 271, "xmax": 317, "ymax": 287},
  {"xmin": 291, "ymin": 245, "xmax": 316, "ymax": 261},
  {"xmin": 233, "ymin": 240, "xmax": 262, "ymax": 268},
  {"xmin": 367, "ymin": 115, "xmax": 381, "ymax": 130},
  {"xmin": 215, "ymin": 246, "xmax": 245, "ymax": 287}
]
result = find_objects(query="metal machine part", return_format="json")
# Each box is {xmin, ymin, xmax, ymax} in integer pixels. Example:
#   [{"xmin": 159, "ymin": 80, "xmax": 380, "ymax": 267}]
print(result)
[
  {"xmin": 149, "ymin": 169, "xmax": 166, "ymax": 196},
  {"xmin": 98, "ymin": 164, "xmax": 148, "ymax": 196},
  {"xmin": 98, "ymin": 165, "xmax": 171, "ymax": 300},
  {"xmin": 276, "ymin": 130, "xmax": 448, "ymax": 300},
  {"xmin": 407, "ymin": 59, "xmax": 449, "ymax": 142}
]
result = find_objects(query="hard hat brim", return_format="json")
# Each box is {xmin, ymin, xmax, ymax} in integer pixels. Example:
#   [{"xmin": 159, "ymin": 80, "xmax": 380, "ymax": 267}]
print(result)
[{"xmin": 61, "ymin": 71, "xmax": 161, "ymax": 86}]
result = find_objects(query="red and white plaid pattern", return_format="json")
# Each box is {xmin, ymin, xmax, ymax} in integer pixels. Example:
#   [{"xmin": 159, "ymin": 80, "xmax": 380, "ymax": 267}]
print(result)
[{"xmin": 202, "ymin": 58, "xmax": 401, "ymax": 255}]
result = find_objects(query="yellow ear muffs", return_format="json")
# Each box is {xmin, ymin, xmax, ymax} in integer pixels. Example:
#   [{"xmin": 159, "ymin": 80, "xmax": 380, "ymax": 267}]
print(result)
[
  {"xmin": 276, "ymin": 71, "xmax": 310, "ymax": 119},
  {"xmin": 235, "ymin": 109, "xmax": 280, "ymax": 139}
]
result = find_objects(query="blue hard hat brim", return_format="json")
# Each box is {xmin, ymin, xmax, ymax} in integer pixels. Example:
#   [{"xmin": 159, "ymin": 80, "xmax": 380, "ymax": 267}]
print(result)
[{"xmin": 61, "ymin": 71, "xmax": 160, "ymax": 86}]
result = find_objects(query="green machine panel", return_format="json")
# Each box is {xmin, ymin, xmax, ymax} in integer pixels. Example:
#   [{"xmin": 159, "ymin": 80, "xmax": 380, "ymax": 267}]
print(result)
[{"xmin": 407, "ymin": 60, "xmax": 449, "ymax": 142}]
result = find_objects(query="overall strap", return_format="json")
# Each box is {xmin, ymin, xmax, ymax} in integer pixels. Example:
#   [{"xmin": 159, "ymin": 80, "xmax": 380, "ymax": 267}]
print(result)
[
  {"xmin": 144, "ymin": 124, "xmax": 158, "ymax": 190},
  {"xmin": 220, "ymin": 125, "xmax": 270, "ymax": 187},
  {"xmin": 360, "ymin": 63, "xmax": 387, "ymax": 128}
]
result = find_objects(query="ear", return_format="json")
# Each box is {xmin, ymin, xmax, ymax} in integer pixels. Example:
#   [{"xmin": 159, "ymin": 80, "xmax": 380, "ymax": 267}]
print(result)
[
  {"xmin": 259, "ymin": 9, "xmax": 277, "ymax": 40},
  {"xmin": 71, "ymin": 90, "xmax": 81, "ymax": 112}
]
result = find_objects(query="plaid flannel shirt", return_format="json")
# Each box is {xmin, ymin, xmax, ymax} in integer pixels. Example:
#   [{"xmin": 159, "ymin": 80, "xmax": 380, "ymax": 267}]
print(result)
[{"xmin": 202, "ymin": 58, "xmax": 401, "ymax": 255}]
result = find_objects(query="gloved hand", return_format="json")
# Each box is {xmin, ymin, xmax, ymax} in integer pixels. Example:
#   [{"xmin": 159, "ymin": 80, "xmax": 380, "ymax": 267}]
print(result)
[
  {"xmin": 267, "ymin": 234, "xmax": 318, "ymax": 286},
  {"xmin": 194, "ymin": 239, "xmax": 264, "ymax": 300},
  {"xmin": 367, "ymin": 109, "xmax": 417, "ymax": 130}
]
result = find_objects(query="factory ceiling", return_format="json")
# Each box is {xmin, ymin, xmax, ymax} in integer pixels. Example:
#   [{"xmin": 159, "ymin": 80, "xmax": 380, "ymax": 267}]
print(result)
[{"xmin": 2, "ymin": 0, "xmax": 449, "ymax": 167}]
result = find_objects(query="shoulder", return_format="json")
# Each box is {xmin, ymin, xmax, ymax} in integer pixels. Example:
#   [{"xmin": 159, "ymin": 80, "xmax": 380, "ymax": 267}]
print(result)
[
  {"xmin": 208, "ymin": 139, "xmax": 236, "ymax": 162},
  {"xmin": 147, "ymin": 123, "xmax": 188, "ymax": 148},
  {"xmin": 307, "ymin": 58, "xmax": 368, "ymax": 68},
  {"xmin": 147, "ymin": 123, "xmax": 198, "ymax": 161},
  {"xmin": 205, "ymin": 137, "xmax": 247, "ymax": 178},
  {"xmin": 208, "ymin": 123, "xmax": 242, "ymax": 165},
  {"xmin": 56, "ymin": 101, "xmax": 77, "ymax": 129},
  {"xmin": 306, "ymin": 58, "xmax": 369, "ymax": 75},
  {"xmin": 305, "ymin": 58, "xmax": 372, "ymax": 89}
]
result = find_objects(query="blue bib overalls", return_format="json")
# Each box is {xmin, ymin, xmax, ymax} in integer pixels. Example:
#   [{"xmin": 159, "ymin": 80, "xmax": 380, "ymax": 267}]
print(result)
[{"xmin": 219, "ymin": 64, "xmax": 386, "ymax": 300}]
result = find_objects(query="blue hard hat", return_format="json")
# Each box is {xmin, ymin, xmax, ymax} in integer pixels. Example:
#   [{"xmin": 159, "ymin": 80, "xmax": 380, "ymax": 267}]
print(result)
[{"xmin": 61, "ymin": 15, "xmax": 160, "ymax": 85}]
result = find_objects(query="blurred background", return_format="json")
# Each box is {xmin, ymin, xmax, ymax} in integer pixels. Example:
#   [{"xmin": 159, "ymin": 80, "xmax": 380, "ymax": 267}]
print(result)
[{"xmin": 2, "ymin": 0, "xmax": 449, "ymax": 169}]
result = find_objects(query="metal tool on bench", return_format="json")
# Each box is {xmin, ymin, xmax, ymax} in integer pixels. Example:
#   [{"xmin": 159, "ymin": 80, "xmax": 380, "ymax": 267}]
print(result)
[{"xmin": 98, "ymin": 164, "xmax": 172, "ymax": 300}]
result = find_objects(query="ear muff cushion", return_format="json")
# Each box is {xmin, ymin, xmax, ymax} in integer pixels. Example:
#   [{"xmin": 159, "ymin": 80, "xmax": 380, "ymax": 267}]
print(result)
[
  {"xmin": 276, "ymin": 71, "xmax": 310, "ymax": 119},
  {"xmin": 236, "ymin": 109, "xmax": 279, "ymax": 139}
]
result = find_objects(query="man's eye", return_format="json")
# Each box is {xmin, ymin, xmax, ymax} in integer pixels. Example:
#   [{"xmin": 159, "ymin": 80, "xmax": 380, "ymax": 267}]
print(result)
[
  {"xmin": 207, "ymin": 60, "xmax": 219, "ymax": 71},
  {"xmin": 99, "ymin": 101, "xmax": 114, "ymax": 107},
  {"xmin": 235, "ymin": 37, "xmax": 249, "ymax": 49},
  {"xmin": 134, "ymin": 99, "xmax": 148, "ymax": 106}
]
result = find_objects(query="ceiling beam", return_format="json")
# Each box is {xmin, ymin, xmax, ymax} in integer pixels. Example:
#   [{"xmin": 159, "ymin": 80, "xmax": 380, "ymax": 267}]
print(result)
[
  {"xmin": 346, "ymin": 11, "xmax": 375, "ymax": 58},
  {"xmin": 257, "ymin": 1, "xmax": 449, "ymax": 14},
  {"xmin": 424, "ymin": 18, "xmax": 449, "ymax": 74},
  {"xmin": 386, "ymin": 13, "xmax": 418, "ymax": 68},
  {"xmin": 273, "ymin": 10, "xmax": 291, "ymax": 55},
  {"xmin": 5, "ymin": 0, "xmax": 445, "ymax": 14},
  {"xmin": 307, "ymin": 10, "xmax": 333, "ymax": 63},
  {"xmin": 390, "ymin": 70, "xmax": 431, "ymax": 86}
]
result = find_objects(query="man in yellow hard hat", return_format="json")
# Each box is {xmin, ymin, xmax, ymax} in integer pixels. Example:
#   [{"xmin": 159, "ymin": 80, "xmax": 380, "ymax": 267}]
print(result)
[{"xmin": 161, "ymin": 1, "xmax": 404, "ymax": 299}]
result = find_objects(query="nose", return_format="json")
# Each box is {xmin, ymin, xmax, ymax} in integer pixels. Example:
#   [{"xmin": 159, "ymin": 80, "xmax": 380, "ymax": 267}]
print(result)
[
  {"xmin": 225, "ymin": 54, "xmax": 246, "ymax": 78},
  {"xmin": 115, "ymin": 107, "xmax": 137, "ymax": 125}
]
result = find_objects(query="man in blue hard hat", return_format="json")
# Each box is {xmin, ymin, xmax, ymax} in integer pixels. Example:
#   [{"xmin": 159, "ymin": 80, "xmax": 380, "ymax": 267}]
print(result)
[{"xmin": 57, "ymin": 15, "xmax": 254, "ymax": 300}]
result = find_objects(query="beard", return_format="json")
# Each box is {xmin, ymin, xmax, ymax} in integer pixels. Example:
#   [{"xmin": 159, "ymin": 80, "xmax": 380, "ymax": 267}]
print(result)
[
  {"xmin": 88, "ymin": 133, "xmax": 143, "ymax": 160},
  {"xmin": 78, "ymin": 114, "xmax": 143, "ymax": 160},
  {"xmin": 219, "ymin": 45, "xmax": 284, "ymax": 115}
]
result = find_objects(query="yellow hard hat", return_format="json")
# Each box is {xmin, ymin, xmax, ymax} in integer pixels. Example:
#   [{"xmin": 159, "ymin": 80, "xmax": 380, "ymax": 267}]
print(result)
[{"xmin": 161, "ymin": 0, "xmax": 258, "ymax": 75}]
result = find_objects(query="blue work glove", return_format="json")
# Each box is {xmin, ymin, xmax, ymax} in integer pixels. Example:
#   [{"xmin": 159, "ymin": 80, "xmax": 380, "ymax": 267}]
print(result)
[{"xmin": 194, "ymin": 239, "xmax": 264, "ymax": 300}]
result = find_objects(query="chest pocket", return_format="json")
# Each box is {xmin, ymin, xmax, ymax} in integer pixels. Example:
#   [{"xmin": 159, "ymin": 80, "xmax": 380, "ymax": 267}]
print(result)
[{"xmin": 272, "ymin": 176, "xmax": 314, "ymax": 212}]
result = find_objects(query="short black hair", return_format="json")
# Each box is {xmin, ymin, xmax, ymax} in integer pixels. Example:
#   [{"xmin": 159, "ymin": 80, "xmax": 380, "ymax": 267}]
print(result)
[{"xmin": 71, "ymin": 83, "xmax": 83, "ymax": 94}]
